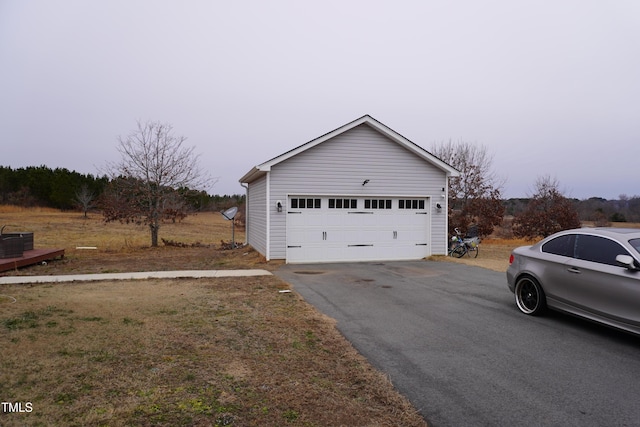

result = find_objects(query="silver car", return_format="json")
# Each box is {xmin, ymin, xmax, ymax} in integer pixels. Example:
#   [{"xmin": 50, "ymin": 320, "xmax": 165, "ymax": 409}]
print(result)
[{"xmin": 507, "ymin": 228, "xmax": 640, "ymax": 335}]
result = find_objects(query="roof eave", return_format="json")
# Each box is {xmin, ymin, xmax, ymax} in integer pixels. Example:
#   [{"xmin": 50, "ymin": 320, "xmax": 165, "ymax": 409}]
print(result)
[{"xmin": 239, "ymin": 166, "xmax": 268, "ymax": 184}]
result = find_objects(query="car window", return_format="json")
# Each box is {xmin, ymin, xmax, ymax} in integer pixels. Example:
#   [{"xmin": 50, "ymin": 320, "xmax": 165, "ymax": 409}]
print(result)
[
  {"xmin": 541, "ymin": 234, "xmax": 575, "ymax": 257},
  {"xmin": 575, "ymin": 235, "xmax": 629, "ymax": 266},
  {"xmin": 629, "ymin": 238, "xmax": 640, "ymax": 256}
]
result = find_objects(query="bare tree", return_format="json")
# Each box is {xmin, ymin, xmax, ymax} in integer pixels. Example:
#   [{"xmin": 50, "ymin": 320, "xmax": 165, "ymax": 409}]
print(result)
[
  {"xmin": 431, "ymin": 140, "xmax": 505, "ymax": 237},
  {"xmin": 103, "ymin": 120, "xmax": 214, "ymax": 246},
  {"xmin": 512, "ymin": 175, "xmax": 581, "ymax": 239},
  {"xmin": 75, "ymin": 184, "xmax": 95, "ymax": 218}
]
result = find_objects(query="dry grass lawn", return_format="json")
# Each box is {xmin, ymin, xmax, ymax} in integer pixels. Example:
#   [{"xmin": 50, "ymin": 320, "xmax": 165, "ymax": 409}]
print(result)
[
  {"xmin": 0, "ymin": 206, "xmax": 272, "ymax": 276},
  {"xmin": 430, "ymin": 237, "xmax": 533, "ymax": 272},
  {"xmin": 1, "ymin": 207, "xmax": 427, "ymax": 426},
  {"xmin": 2, "ymin": 277, "xmax": 426, "ymax": 426}
]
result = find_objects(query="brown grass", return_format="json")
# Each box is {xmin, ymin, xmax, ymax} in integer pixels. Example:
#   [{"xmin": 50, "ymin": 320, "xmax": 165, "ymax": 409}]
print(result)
[
  {"xmin": 0, "ymin": 205, "xmax": 244, "ymax": 248},
  {"xmin": 0, "ymin": 208, "xmax": 278, "ymax": 276},
  {"xmin": 1, "ymin": 278, "xmax": 425, "ymax": 426},
  {"xmin": 431, "ymin": 237, "xmax": 534, "ymax": 272},
  {"xmin": 0, "ymin": 207, "xmax": 426, "ymax": 426}
]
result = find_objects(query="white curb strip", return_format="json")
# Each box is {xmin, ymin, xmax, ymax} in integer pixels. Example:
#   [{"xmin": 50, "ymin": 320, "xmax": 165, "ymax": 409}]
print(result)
[{"xmin": 0, "ymin": 270, "xmax": 272, "ymax": 285}]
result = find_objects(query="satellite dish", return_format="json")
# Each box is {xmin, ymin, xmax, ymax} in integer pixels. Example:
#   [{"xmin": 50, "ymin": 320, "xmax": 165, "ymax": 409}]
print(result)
[
  {"xmin": 221, "ymin": 207, "xmax": 238, "ymax": 220},
  {"xmin": 221, "ymin": 207, "xmax": 239, "ymax": 249}
]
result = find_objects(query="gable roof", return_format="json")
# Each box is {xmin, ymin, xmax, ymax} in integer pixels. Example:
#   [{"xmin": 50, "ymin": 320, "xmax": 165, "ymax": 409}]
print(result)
[{"xmin": 239, "ymin": 114, "xmax": 460, "ymax": 184}]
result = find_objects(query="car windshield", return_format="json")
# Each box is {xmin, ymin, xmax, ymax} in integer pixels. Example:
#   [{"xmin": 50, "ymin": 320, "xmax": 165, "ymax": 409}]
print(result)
[{"xmin": 629, "ymin": 238, "xmax": 640, "ymax": 255}]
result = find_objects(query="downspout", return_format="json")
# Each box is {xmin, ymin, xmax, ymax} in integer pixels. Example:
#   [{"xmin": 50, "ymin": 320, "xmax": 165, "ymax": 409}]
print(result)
[
  {"xmin": 444, "ymin": 176, "xmax": 450, "ymax": 255},
  {"xmin": 265, "ymin": 173, "xmax": 270, "ymax": 261},
  {"xmin": 241, "ymin": 183, "xmax": 248, "ymax": 245}
]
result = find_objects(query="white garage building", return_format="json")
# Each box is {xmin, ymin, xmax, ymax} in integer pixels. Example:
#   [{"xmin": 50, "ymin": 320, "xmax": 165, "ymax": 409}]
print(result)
[{"xmin": 239, "ymin": 115, "xmax": 459, "ymax": 263}]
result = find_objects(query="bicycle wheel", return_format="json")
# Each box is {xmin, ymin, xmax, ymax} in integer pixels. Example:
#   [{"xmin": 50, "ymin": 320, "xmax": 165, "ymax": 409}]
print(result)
[
  {"xmin": 468, "ymin": 245, "xmax": 479, "ymax": 258},
  {"xmin": 452, "ymin": 245, "xmax": 466, "ymax": 258}
]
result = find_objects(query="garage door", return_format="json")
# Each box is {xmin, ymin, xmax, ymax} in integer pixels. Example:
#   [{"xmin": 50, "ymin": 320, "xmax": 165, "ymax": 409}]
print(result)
[{"xmin": 286, "ymin": 196, "xmax": 430, "ymax": 263}]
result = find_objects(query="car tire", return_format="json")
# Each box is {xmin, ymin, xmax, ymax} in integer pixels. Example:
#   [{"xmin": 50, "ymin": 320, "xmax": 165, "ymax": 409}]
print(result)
[{"xmin": 514, "ymin": 276, "xmax": 546, "ymax": 315}]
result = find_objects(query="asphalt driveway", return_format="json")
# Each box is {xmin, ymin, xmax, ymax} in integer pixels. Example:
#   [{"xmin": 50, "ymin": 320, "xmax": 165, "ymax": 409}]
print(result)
[{"xmin": 276, "ymin": 260, "xmax": 640, "ymax": 427}]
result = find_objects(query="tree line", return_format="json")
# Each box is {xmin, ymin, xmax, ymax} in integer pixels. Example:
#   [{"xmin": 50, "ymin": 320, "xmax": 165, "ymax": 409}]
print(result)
[
  {"xmin": 3, "ymin": 164, "xmax": 638, "ymax": 225},
  {"xmin": 505, "ymin": 195, "xmax": 640, "ymax": 224},
  {"xmin": 0, "ymin": 165, "xmax": 244, "ymax": 213}
]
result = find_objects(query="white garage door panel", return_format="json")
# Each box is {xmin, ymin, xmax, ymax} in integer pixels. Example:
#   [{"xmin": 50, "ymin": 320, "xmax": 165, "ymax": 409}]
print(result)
[{"xmin": 286, "ymin": 196, "xmax": 430, "ymax": 263}]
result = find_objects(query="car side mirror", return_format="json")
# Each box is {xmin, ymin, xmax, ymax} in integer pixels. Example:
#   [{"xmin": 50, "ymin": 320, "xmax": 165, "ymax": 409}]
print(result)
[{"xmin": 615, "ymin": 254, "xmax": 639, "ymax": 271}]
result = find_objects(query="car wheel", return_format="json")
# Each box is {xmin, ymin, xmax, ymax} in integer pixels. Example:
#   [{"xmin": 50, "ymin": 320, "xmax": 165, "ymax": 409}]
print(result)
[{"xmin": 514, "ymin": 276, "xmax": 546, "ymax": 315}]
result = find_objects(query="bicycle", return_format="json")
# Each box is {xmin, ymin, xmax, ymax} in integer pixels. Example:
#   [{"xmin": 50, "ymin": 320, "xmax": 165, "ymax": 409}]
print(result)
[{"xmin": 448, "ymin": 227, "xmax": 480, "ymax": 258}]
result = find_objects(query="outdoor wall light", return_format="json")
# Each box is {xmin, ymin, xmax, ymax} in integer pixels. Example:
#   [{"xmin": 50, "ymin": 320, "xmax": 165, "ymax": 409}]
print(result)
[
  {"xmin": 276, "ymin": 200, "xmax": 283, "ymax": 212},
  {"xmin": 436, "ymin": 203, "xmax": 442, "ymax": 210}
]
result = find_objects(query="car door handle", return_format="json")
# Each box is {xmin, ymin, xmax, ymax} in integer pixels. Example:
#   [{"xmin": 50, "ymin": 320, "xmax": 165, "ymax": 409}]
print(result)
[{"xmin": 567, "ymin": 267, "xmax": 581, "ymax": 274}]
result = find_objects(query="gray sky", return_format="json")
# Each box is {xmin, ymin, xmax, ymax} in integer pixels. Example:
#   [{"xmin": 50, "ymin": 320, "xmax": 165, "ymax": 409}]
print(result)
[{"xmin": 2, "ymin": 1, "xmax": 639, "ymax": 200}]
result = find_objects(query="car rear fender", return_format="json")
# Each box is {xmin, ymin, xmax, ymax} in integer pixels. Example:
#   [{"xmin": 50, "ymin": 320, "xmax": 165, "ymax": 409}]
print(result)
[
  {"xmin": 507, "ymin": 246, "xmax": 546, "ymax": 292},
  {"xmin": 507, "ymin": 264, "xmax": 544, "ymax": 293},
  {"xmin": 511, "ymin": 250, "xmax": 541, "ymax": 276},
  {"xmin": 514, "ymin": 272, "xmax": 543, "ymax": 290}
]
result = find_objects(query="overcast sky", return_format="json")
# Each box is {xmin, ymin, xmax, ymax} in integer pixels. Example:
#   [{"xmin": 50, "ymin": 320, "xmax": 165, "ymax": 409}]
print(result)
[{"xmin": 1, "ymin": 1, "xmax": 639, "ymax": 200}]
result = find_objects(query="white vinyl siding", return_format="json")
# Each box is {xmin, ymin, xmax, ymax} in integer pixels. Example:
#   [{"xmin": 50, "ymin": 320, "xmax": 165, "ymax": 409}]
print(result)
[
  {"xmin": 246, "ymin": 174, "xmax": 267, "ymax": 257},
  {"xmin": 268, "ymin": 124, "xmax": 448, "ymax": 259}
]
